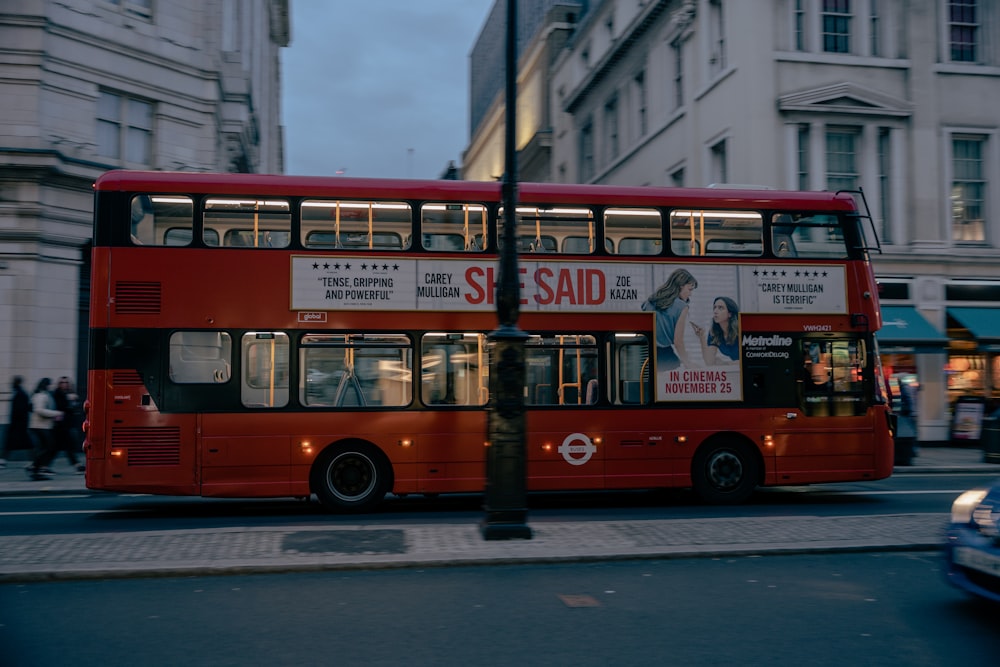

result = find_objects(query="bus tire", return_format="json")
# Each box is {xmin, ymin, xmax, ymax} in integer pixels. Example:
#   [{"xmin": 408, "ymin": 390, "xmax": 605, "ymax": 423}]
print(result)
[
  {"xmin": 691, "ymin": 438, "xmax": 759, "ymax": 505},
  {"xmin": 311, "ymin": 442, "xmax": 391, "ymax": 513}
]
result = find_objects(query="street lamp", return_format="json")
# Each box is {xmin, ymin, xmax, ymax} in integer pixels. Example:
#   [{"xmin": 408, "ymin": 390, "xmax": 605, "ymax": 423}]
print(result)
[{"xmin": 481, "ymin": 0, "xmax": 531, "ymax": 540}]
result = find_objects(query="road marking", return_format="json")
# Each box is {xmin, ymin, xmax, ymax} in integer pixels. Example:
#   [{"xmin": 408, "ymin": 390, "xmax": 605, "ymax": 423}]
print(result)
[
  {"xmin": 818, "ymin": 490, "xmax": 971, "ymax": 496},
  {"xmin": 765, "ymin": 488, "xmax": 971, "ymax": 496},
  {"xmin": 0, "ymin": 494, "xmax": 94, "ymax": 501},
  {"xmin": 558, "ymin": 594, "xmax": 601, "ymax": 607},
  {"xmin": 0, "ymin": 509, "xmax": 142, "ymax": 517}
]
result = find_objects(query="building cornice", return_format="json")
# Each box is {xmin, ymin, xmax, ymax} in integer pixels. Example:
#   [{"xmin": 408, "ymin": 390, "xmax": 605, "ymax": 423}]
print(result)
[{"xmin": 562, "ymin": 0, "xmax": 670, "ymax": 114}]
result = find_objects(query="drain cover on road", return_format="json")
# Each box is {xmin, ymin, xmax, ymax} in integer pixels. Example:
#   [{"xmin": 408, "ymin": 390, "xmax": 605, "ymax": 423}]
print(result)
[{"xmin": 282, "ymin": 530, "xmax": 406, "ymax": 555}]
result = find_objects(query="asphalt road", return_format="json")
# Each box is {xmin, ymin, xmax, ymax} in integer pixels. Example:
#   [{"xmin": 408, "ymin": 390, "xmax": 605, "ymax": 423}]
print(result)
[{"xmin": 2, "ymin": 552, "xmax": 996, "ymax": 667}]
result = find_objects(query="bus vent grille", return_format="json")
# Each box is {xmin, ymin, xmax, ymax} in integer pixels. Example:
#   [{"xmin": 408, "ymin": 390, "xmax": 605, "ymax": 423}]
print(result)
[
  {"xmin": 111, "ymin": 427, "xmax": 181, "ymax": 466},
  {"xmin": 112, "ymin": 370, "xmax": 144, "ymax": 386},
  {"xmin": 114, "ymin": 282, "xmax": 161, "ymax": 314}
]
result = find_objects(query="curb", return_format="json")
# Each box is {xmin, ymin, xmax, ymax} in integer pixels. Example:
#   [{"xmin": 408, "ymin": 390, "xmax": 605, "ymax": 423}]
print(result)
[{"xmin": 0, "ymin": 514, "xmax": 951, "ymax": 582}]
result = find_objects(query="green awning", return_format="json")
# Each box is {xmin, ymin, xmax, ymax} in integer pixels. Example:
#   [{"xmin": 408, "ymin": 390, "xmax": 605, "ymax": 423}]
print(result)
[
  {"xmin": 948, "ymin": 307, "xmax": 1000, "ymax": 346},
  {"xmin": 877, "ymin": 306, "xmax": 947, "ymax": 352}
]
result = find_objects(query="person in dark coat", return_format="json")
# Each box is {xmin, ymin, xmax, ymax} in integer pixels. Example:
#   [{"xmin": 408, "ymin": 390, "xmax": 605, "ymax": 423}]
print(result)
[
  {"xmin": 0, "ymin": 376, "xmax": 33, "ymax": 468},
  {"xmin": 51, "ymin": 377, "xmax": 84, "ymax": 472}
]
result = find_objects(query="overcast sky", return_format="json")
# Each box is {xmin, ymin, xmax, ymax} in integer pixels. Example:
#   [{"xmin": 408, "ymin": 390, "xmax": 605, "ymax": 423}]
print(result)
[{"xmin": 281, "ymin": 1, "xmax": 495, "ymax": 179}]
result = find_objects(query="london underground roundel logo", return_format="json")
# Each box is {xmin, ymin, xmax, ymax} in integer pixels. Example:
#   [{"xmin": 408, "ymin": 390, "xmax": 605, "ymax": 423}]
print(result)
[{"xmin": 558, "ymin": 432, "xmax": 596, "ymax": 466}]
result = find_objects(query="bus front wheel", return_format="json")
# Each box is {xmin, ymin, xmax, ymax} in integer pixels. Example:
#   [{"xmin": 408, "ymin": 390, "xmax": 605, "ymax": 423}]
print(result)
[
  {"xmin": 312, "ymin": 442, "xmax": 391, "ymax": 513},
  {"xmin": 691, "ymin": 439, "xmax": 759, "ymax": 505}
]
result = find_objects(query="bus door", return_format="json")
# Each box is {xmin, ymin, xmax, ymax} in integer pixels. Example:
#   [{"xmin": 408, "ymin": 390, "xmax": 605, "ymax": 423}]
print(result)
[
  {"xmin": 523, "ymin": 334, "xmax": 606, "ymax": 491},
  {"xmin": 601, "ymin": 333, "xmax": 680, "ymax": 487},
  {"xmin": 772, "ymin": 337, "xmax": 875, "ymax": 483}
]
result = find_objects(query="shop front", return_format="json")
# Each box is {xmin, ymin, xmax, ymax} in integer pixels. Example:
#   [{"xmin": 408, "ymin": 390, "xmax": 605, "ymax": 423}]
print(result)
[
  {"xmin": 876, "ymin": 305, "xmax": 949, "ymax": 443},
  {"xmin": 946, "ymin": 306, "xmax": 1000, "ymax": 418}
]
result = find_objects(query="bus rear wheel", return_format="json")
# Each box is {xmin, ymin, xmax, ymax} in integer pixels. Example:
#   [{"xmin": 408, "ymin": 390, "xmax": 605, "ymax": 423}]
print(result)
[
  {"xmin": 692, "ymin": 439, "xmax": 759, "ymax": 505},
  {"xmin": 312, "ymin": 443, "xmax": 390, "ymax": 513}
]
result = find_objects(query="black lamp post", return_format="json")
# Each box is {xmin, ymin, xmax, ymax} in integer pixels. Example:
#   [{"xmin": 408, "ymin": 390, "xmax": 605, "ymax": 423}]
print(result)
[{"xmin": 481, "ymin": 0, "xmax": 531, "ymax": 540}]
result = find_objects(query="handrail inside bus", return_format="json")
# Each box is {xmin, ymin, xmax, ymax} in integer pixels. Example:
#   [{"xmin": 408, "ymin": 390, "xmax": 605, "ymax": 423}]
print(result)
[
  {"xmin": 477, "ymin": 335, "xmax": 489, "ymax": 403},
  {"xmin": 639, "ymin": 357, "xmax": 649, "ymax": 404},
  {"xmin": 557, "ymin": 335, "xmax": 584, "ymax": 405},
  {"xmin": 334, "ymin": 201, "xmax": 342, "ymax": 249},
  {"xmin": 332, "ymin": 346, "xmax": 367, "ymax": 407}
]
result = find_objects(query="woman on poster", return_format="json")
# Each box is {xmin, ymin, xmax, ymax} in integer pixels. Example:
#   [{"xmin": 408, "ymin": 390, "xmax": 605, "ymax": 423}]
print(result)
[
  {"xmin": 641, "ymin": 268, "xmax": 698, "ymax": 370},
  {"xmin": 691, "ymin": 296, "xmax": 740, "ymax": 366}
]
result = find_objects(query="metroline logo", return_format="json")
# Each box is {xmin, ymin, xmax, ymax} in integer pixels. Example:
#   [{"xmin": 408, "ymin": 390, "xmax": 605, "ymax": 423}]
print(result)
[{"xmin": 742, "ymin": 334, "xmax": 793, "ymax": 347}]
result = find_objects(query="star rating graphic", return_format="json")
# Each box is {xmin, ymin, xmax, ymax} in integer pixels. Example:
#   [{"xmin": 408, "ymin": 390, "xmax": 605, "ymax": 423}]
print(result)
[
  {"xmin": 311, "ymin": 261, "xmax": 398, "ymax": 272},
  {"xmin": 752, "ymin": 268, "xmax": 827, "ymax": 278}
]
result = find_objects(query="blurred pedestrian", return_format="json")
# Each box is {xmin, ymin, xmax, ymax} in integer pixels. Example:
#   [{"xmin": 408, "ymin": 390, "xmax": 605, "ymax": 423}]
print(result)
[
  {"xmin": 27, "ymin": 377, "xmax": 62, "ymax": 481},
  {"xmin": 52, "ymin": 376, "xmax": 85, "ymax": 472},
  {"xmin": 894, "ymin": 381, "xmax": 919, "ymax": 466},
  {"xmin": 0, "ymin": 375, "xmax": 32, "ymax": 468}
]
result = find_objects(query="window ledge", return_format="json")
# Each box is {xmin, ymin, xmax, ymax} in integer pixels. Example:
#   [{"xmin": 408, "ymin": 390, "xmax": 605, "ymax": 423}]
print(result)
[{"xmin": 933, "ymin": 63, "xmax": 1000, "ymax": 77}]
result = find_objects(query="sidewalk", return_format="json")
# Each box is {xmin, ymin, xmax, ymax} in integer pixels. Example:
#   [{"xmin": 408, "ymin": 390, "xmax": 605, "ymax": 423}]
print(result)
[{"xmin": 0, "ymin": 446, "xmax": 996, "ymax": 582}]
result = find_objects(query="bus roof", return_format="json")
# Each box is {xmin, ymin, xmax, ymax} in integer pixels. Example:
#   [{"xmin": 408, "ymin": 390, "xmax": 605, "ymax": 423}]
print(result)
[{"xmin": 94, "ymin": 170, "xmax": 859, "ymax": 212}]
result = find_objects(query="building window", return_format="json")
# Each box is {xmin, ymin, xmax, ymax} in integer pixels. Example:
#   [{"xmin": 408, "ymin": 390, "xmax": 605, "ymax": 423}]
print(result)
[
  {"xmin": 634, "ymin": 70, "xmax": 647, "ymax": 138},
  {"xmin": 797, "ymin": 124, "xmax": 811, "ymax": 191},
  {"xmin": 222, "ymin": 0, "xmax": 239, "ymax": 52},
  {"xmin": 708, "ymin": 0, "xmax": 726, "ymax": 74},
  {"xmin": 949, "ymin": 0, "xmax": 979, "ymax": 63},
  {"xmin": 794, "ymin": 0, "xmax": 806, "ymax": 51},
  {"xmin": 672, "ymin": 40, "xmax": 684, "ymax": 110},
  {"xmin": 604, "ymin": 96, "xmax": 619, "ymax": 162},
  {"xmin": 951, "ymin": 136, "xmax": 986, "ymax": 243},
  {"xmin": 105, "ymin": 0, "xmax": 153, "ymax": 20},
  {"xmin": 671, "ymin": 167, "xmax": 685, "ymax": 188},
  {"xmin": 826, "ymin": 128, "xmax": 859, "ymax": 191},
  {"xmin": 877, "ymin": 128, "xmax": 892, "ymax": 243},
  {"xmin": 710, "ymin": 139, "xmax": 728, "ymax": 185},
  {"xmin": 822, "ymin": 0, "xmax": 852, "ymax": 54},
  {"xmin": 870, "ymin": 0, "xmax": 881, "ymax": 56},
  {"xmin": 580, "ymin": 119, "xmax": 595, "ymax": 182},
  {"xmin": 97, "ymin": 91, "xmax": 153, "ymax": 166}
]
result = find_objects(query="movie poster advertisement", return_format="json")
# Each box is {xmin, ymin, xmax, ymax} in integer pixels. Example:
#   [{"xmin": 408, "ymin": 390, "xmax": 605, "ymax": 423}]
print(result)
[{"xmin": 290, "ymin": 257, "xmax": 847, "ymax": 403}]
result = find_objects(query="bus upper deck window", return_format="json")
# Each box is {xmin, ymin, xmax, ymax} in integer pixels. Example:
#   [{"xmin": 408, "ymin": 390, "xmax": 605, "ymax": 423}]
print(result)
[
  {"xmin": 669, "ymin": 210, "xmax": 762, "ymax": 257},
  {"xmin": 500, "ymin": 206, "xmax": 595, "ymax": 255},
  {"xmin": 420, "ymin": 203, "xmax": 487, "ymax": 252},
  {"xmin": 301, "ymin": 199, "xmax": 412, "ymax": 250},
  {"xmin": 772, "ymin": 213, "xmax": 848, "ymax": 259},
  {"xmin": 204, "ymin": 198, "xmax": 290, "ymax": 248},
  {"xmin": 606, "ymin": 208, "xmax": 661, "ymax": 256},
  {"xmin": 131, "ymin": 195, "xmax": 193, "ymax": 246}
]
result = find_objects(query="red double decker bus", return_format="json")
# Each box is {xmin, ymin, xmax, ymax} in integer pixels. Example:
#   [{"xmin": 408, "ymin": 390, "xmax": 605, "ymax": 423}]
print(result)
[{"xmin": 84, "ymin": 171, "xmax": 894, "ymax": 512}]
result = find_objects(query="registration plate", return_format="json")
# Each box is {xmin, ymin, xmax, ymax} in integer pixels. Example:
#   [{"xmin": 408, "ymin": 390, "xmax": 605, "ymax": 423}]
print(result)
[{"xmin": 955, "ymin": 546, "xmax": 1000, "ymax": 577}]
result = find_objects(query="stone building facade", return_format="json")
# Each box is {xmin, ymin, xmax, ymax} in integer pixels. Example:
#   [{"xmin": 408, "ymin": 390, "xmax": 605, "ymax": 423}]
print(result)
[
  {"xmin": 466, "ymin": 0, "xmax": 1000, "ymax": 443},
  {"xmin": 0, "ymin": 0, "xmax": 288, "ymax": 412}
]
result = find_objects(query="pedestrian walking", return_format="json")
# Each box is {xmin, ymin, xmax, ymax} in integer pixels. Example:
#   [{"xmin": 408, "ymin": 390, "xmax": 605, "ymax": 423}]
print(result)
[
  {"xmin": 27, "ymin": 377, "xmax": 62, "ymax": 480},
  {"xmin": 0, "ymin": 375, "xmax": 33, "ymax": 468},
  {"xmin": 52, "ymin": 376, "xmax": 85, "ymax": 472}
]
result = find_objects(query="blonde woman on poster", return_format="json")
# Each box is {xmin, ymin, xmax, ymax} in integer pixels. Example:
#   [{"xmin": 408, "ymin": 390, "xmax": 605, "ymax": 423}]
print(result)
[{"xmin": 641, "ymin": 268, "xmax": 698, "ymax": 370}]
